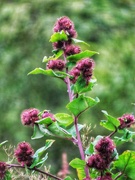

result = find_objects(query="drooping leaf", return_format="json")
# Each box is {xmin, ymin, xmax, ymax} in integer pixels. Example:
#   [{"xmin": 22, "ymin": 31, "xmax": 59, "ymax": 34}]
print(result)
[
  {"xmin": 48, "ymin": 122, "xmax": 72, "ymax": 138},
  {"xmin": 42, "ymin": 50, "xmax": 63, "ymax": 62},
  {"xmin": 69, "ymin": 158, "xmax": 86, "ymax": 180},
  {"xmin": 50, "ymin": 30, "xmax": 68, "ymax": 42},
  {"xmin": 66, "ymin": 95, "xmax": 99, "ymax": 116},
  {"xmin": 30, "ymin": 139, "xmax": 55, "ymax": 168},
  {"xmin": 72, "ymin": 76, "xmax": 97, "ymax": 94},
  {"xmin": 31, "ymin": 125, "xmax": 44, "ymax": 140},
  {"xmin": 54, "ymin": 113, "xmax": 74, "ymax": 127},
  {"xmin": 72, "ymin": 38, "xmax": 90, "ymax": 47},
  {"xmin": 36, "ymin": 117, "xmax": 53, "ymax": 126},
  {"xmin": 28, "ymin": 68, "xmax": 70, "ymax": 79},
  {"xmin": 114, "ymin": 150, "xmax": 135, "ymax": 179},
  {"xmin": 100, "ymin": 110, "xmax": 120, "ymax": 131},
  {"xmin": 114, "ymin": 129, "xmax": 135, "ymax": 145},
  {"xmin": 67, "ymin": 50, "xmax": 99, "ymax": 62},
  {"xmin": 0, "ymin": 140, "xmax": 8, "ymax": 147}
]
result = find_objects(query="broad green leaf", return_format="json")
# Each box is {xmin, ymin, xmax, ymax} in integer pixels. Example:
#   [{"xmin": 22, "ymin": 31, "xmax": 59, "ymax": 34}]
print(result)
[
  {"xmin": 31, "ymin": 125, "xmax": 44, "ymax": 140},
  {"xmin": 42, "ymin": 50, "xmax": 63, "ymax": 62},
  {"xmin": 28, "ymin": 68, "xmax": 70, "ymax": 78},
  {"xmin": 67, "ymin": 124, "xmax": 84, "ymax": 137},
  {"xmin": 69, "ymin": 158, "xmax": 86, "ymax": 169},
  {"xmin": 72, "ymin": 38, "xmax": 90, "ymax": 47},
  {"xmin": 72, "ymin": 76, "xmax": 97, "ymax": 94},
  {"xmin": 50, "ymin": 30, "xmax": 68, "ymax": 42},
  {"xmin": 54, "ymin": 113, "xmax": 74, "ymax": 127},
  {"xmin": 48, "ymin": 122, "xmax": 72, "ymax": 138},
  {"xmin": 69, "ymin": 158, "xmax": 86, "ymax": 180},
  {"xmin": 66, "ymin": 95, "xmax": 99, "ymax": 116},
  {"xmin": 67, "ymin": 50, "xmax": 99, "ymax": 62},
  {"xmin": 114, "ymin": 150, "xmax": 135, "ymax": 179},
  {"xmin": 36, "ymin": 117, "xmax": 53, "ymax": 125},
  {"xmin": 100, "ymin": 110, "xmax": 120, "ymax": 131},
  {"xmin": 30, "ymin": 139, "xmax": 55, "ymax": 168},
  {"xmin": 0, "ymin": 140, "xmax": 8, "ymax": 147}
]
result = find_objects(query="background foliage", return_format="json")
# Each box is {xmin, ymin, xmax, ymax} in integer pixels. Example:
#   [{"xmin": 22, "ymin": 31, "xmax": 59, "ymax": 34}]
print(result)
[{"xmin": 0, "ymin": 0, "xmax": 135, "ymax": 175}]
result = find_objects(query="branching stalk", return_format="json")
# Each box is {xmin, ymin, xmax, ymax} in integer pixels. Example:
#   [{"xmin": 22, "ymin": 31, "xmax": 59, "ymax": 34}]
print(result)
[{"xmin": 7, "ymin": 164, "xmax": 62, "ymax": 180}]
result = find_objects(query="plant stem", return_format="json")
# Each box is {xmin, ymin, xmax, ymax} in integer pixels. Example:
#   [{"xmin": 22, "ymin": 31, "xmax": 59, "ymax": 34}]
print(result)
[{"xmin": 7, "ymin": 164, "xmax": 62, "ymax": 180}]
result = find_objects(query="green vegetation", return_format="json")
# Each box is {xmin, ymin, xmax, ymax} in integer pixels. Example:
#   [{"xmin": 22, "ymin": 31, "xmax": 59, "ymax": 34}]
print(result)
[{"xmin": 0, "ymin": 0, "xmax": 135, "ymax": 174}]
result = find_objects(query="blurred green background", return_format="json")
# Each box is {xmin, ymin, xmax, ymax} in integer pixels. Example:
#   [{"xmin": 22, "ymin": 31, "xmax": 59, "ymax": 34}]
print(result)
[{"xmin": 0, "ymin": 0, "xmax": 135, "ymax": 176}]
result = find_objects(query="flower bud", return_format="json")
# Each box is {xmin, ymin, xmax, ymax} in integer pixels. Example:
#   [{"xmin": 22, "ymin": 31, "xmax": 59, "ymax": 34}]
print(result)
[
  {"xmin": 42, "ymin": 110, "xmax": 56, "ymax": 122},
  {"xmin": 118, "ymin": 114, "xmax": 135, "ymax": 129}
]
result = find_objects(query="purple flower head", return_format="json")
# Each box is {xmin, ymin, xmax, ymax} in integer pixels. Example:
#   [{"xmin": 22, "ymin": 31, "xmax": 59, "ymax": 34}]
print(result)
[
  {"xmin": 53, "ymin": 16, "xmax": 77, "ymax": 38},
  {"xmin": 87, "ymin": 154, "xmax": 109, "ymax": 170},
  {"xmin": 95, "ymin": 137, "xmax": 115, "ymax": 158},
  {"xmin": 42, "ymin": 110, "xmax": 56, "ymax": 122},
  {"xmin": 65, "ymin": 45, "xmax": 81, "ymax": 56},
  {"xmin": 96, "ymin": 172, "xmax": 112, "ymax": 180},
  {"xmin": 0, "ymin": 162, "xmax": 6, "ymax": 180},
  {"xmin": 14, "ymin": 142, "xmax": 34, "ymax": 166},
  {"xmin": 76, "ymin": 58, "xmax": 94, "ymax": 71},
  {"xmin": 118, "ymin": 114, "xmax": 135, "ymax": 129},
  {"xmin": 21, "ymin": 108, "xmax": 39, "ymax": 126},
  {"xmin": 46, "ymin": 59, "xmax": 65, "ymax": 71}
]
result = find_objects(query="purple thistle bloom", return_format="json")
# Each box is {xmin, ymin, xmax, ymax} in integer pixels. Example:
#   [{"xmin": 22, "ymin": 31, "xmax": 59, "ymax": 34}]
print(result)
[
  {"xmin": 118, "ymin": 114, "xmax": 135, "ymax": 129},
  {"xmin": 47, "ymin": 59, "xmax": 65, "ymax": 71},
  {"xmin": 14, "ymin": 142, "xmax": 34, "ymax": 166},
  {"xmin": 0, "ymin": 162, "xmax": 6, "ymax": 180},
  {"xmin": 87, "ymin": 154, "xmax": 109, "ymax": 170},
  {"xmin": 53, "ymin": 16, "xmax": 77, "ymax": 38},
  {"xmin": 65, "ymin": 45, "xmax": 81, "ymax": 56},
  {"xmin": 95, "ymin": 137, "xmax": 115, "ymax": 157},
  {"xmin": 21, "ymin": 108, "xmax": 39, "ymax": 126}
]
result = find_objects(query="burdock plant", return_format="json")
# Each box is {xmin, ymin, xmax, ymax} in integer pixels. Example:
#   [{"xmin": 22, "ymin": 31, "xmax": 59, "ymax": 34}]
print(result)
[{"xmin": 1, "ymin": 16, "xmax": 135, "ymax": 180}]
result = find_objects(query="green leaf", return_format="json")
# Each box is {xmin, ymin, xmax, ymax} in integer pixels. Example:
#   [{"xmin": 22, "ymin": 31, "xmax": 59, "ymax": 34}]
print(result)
[
  {"xmin": 36, "ymin": 117, "xmax": 53, "ymax": 125},
  {"xmin": 42, "ymin": 50, "xmax": 63, "ymax": 62},
  {"xmin": 69, "ymin": 158, "xmax": 86, "ymax": 180},
  {"xmin": 114, "ymin": 150, "xmax": 135, "ymax": 179},
  {"xmin": 64, "ymin": 176, "xmax": 73, "ymax": 180},
  {"xmin": 67, "ymin": 50, "xmax": 99, "ymax": 62},
  {"xmin": 28, "ymin": 68, "xmax": 70, "ymax": 79},
  {"xmin": 48, "ymin": 122, "xmax": 72, "ymax": 138},
  {"xmin": 31, "ymin": 125, "xmax": 44, "ymax": 140},
  {"xmin": 100, "ymin": 110, "xmax": 120, "ymax": 131},
  {"xmin": 85, "ymin": 142, "xmax": 94, "ymax": 155},
  {"xmin": 67, "ymin": 124, "xmax": 84, "ymax": 137},
  {"xmin": 50, "ymin": 30, "xmax": 68, "ymax": 42},
  {"xmin": 0, "ymin": 140, "xmax": 8, "ymax": 147},
  {"xmin": 5, "ymin": 171, "xmax": 12, "ymax": 180},
  {"xmin": 72, "ymin": 38, "xmax": 90, "ymax": 47},
  {"xmin": 66, "ymin": 95, "xmax": 99, "ymax": 116},
  {"xmin": 30, "ymin": 139, "xmax": 55, "ymax": 168},
  {"xmin": 54, "ymin": 113, "xmax": 74, "ymax": 127},
  {"xmin": 114, "ymin": 129, "xmax": 135, "ymax": 145},
  {"xmin": 72, "ymin": 76, "xmax": 97, "ymax": 94}
]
